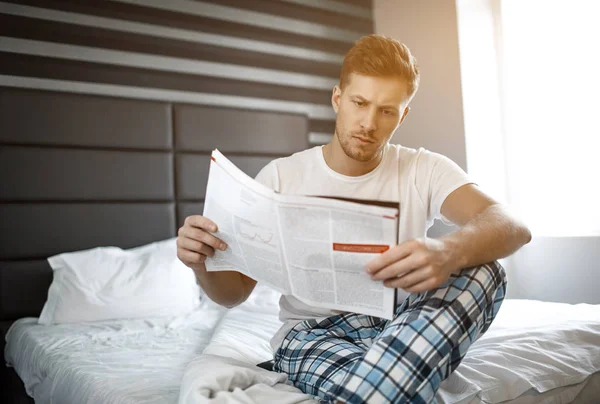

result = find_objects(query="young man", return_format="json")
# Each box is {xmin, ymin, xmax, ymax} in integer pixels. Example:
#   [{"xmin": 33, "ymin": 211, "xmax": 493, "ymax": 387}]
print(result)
[{"xmin": 177, "ymin": 35, "xmax": 531, "ymax": 403}]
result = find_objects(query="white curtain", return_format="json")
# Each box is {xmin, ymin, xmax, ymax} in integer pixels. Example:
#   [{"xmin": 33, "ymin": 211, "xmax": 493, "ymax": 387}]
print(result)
[
  {"xmin": 499, "ymin": 0, "xmax": 600, "ymax": 237},
  {"xmin": 457, "ymin": 0, "xmax": 600, "ymax": 237}
]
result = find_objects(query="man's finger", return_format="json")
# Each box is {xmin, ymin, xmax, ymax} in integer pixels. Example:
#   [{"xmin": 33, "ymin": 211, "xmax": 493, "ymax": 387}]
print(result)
[
  {"xmin": 185, "ymin": 215, "xmax": 218, "ymax": 232},
  {"xmin": 178, "ymin": 249, "xmax": 203, "ymax": 265},
  {"xmin": 178, "ymin": 237, "xmax": 215, "ymax": 257},
  {"xmin": 181, "ymin": 227, "xmax": 227, "ymax": 251},
  {"xmin": 366, "ymin": 240, "xmax": 415, "ymax": 274},
  {"xmin": 405, "ymin": 278, "xmax": 439, "ymax": 294},
  {"xmin": 383, "ymin": 266, "xmax": 429, "ymax": 289},
  {"xmin": 370, "ymin": 254, "xmax": 422, "ymax": 281}
]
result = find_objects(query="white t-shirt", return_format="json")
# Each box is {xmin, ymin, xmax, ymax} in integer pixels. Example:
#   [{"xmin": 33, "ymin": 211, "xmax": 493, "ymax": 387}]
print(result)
[{"xmin": 254, "ymin": 143, "xmax": 473, "ymax": 351}]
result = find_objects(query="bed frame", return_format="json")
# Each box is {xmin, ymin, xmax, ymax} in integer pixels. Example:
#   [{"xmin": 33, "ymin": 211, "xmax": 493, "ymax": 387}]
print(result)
[{"xmin": 0, "ymin": 86, "xmax": 310, "ymax": 402}]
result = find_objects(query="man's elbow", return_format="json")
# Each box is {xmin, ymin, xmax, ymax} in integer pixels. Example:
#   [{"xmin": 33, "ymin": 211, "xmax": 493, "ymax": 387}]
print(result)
[
  {"xmin": 221, "ymin": 301, "xmax": 238, "ymax": 309},
  {"xmin": 519, "ymin": 224, "xmax": 532, "ymax": 246},
  {"xmin": 205, "ymin": 284, "xmax": 253, "ymax": 309},
  {"xmin": 220, "ymin": 294, "xmax": 250, "ymax": 309},
  {"xmin": 207, "ymin": 292, "xmax": 249, "ymax": 309},
  {"xmin": 501, "ymin": 204, "xmax": 532, "ymax": 246}
]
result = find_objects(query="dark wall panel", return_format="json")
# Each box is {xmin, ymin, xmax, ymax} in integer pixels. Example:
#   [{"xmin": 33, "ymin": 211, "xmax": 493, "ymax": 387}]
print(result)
[
  {"xmin": 0, "ymin": 52, "xmax": 332, "ymax": 106},
  {"xmin": 0, "ymin": 203, "xmax": 176, "ymax": 260},
  {"xmin": 0, "ymin": 260, "xmax": 52, "ymax": 319},
  {"xmin": 0, "ymin": 14, "xmax": 341, "ymax": 79},
  {"xmin": 0, "ymin": 147, "xmax": 174, "ymax": 201},
  {"xmin": 0, "ymin": 88, "xmax": 172, "ymax": 149},
  {"xmin": 200, "ymin": 0, "xmax": 372, "ymax": 32},
  {"xmin": 3, "ymin": 0, "xmax": 359, "ymax": 54},
  {"xmin": 174, "ymin": 104, "xmax": 309, "ymax": 153},
  {"xmin": 177, "ymin": 202, "xmax": 205, "ymax": 228},
  {"xmin": 176, "ymin": 154, "xmax": 275, "ymax": 200}
]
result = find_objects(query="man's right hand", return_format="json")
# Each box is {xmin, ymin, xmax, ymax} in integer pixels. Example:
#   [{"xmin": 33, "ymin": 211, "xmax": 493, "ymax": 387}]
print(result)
[
  {"xmin": 176, "ymin": 215, "xmax": 255, "ymax": 308},
  {"xmin": 177, "ymin": 215, "xmax": 228, "ymax": 269}
]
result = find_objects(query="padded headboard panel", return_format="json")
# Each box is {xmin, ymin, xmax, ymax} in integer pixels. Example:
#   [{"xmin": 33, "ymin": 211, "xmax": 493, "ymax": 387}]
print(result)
[{"xmin": 0, "ymin": 87, "xmax": 309, "ymax": 322}]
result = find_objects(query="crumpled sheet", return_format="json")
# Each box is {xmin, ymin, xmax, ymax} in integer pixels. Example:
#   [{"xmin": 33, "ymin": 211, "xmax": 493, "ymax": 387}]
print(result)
[{"xmin": 178, "ymin": 354, "xmax": 317, "ymax": 404}]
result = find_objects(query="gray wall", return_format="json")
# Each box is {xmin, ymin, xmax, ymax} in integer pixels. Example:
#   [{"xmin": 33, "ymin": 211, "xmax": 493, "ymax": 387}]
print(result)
[
  {"xmin": 507, "ymin": 237, "xmax": 599, "ymax": 305},
  {"xmin": 373, "ymin": 0, "xmax": 600, "ymax": 304}
]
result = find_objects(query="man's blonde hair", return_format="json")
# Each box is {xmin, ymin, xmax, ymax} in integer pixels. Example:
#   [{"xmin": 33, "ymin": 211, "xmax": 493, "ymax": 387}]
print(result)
[{"xmin": 339, "ymin": 34, "xmax": 420, "ymax": 100}]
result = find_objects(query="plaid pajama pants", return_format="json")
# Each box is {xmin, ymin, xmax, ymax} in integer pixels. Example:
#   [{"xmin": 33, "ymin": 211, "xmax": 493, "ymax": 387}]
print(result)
[{"xmin": 273, "ymin": 261, "xmax": 507, "ymax": 404}]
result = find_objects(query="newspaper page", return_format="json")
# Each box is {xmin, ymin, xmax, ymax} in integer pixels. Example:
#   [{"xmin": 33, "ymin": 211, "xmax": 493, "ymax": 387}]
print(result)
[
  {"xmin": 202, "ymin": 151, "xmax": 293, "ymax": 295},
  {"xmin": 204, "ymin": 149, "xmax": 405, "ymax": 319}
]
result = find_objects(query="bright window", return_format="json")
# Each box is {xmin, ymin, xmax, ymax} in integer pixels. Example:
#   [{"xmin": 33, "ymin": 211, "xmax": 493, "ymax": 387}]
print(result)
[
  {"xmin": 459, "ymin": 0, "xmax": 600, "ymax": 237},
  {"xmin": 500, "ymin": 0, "xmax": 600, "ymax": 236}
]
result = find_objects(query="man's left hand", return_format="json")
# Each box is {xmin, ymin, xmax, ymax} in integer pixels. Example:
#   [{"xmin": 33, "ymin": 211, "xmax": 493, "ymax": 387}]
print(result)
[{"xmin": 366, "ymin": 238, "xmax": 460, "ymax": 293}]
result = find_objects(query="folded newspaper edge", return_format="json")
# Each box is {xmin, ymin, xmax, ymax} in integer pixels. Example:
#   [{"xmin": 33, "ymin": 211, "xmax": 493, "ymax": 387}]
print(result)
[{"xmin": 204, "ymin": 149, "xmax": 408, "ymax": 319}]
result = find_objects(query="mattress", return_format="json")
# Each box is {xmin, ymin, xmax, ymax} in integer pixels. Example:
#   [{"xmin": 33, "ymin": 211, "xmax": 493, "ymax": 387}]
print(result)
[
  {"xmin": 5, "ymin": 285, "xmax": 600, "ymax": 404},
  {"xmin": 4, "ymin": 300, "xmax": 228, "ymax": 403}
]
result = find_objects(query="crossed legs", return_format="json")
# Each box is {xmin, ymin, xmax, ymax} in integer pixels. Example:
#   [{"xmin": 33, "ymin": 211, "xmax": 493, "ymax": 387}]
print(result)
[{"xmin": 274, "ymin": 261, "xmax": 507, "ymax": 404}]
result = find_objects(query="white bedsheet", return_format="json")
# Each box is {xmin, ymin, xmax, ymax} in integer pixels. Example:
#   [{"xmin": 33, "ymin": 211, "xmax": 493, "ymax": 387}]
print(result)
[
  {"xmin": 5, "ymin": 298, "xmax": 228, "ymax": 403},
  {"xmin": 179, "ymin": 354, "xmax": 315, "ymax": 404},
  {"xmin": 182, "ymin": 291, "xmax": 600, "ymax": 404},
  {"xmin": 5, "ymin": 284, "xmax": 600, "ymax": 404},
  {"xmin": 437, "ymin": 299, "xmax": 600, "ymax": 403}
]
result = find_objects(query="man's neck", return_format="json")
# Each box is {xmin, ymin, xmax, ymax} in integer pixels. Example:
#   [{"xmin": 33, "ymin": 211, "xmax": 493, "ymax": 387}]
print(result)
[{"xmin": 322, "ymin": 139, "xmax": 384, "ymax": 177}]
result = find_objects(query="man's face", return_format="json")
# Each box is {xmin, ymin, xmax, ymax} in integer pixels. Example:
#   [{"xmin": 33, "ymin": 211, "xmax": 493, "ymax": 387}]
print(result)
[{"xmin": 332, "ymin": 73, "xmax": 410, "ymax": 162}]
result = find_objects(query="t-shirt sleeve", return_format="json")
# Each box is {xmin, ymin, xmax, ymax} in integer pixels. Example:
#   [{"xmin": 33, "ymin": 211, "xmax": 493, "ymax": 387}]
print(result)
[
  {"xmin": 415, "ymin": 149, "xmax": 475, "ymax": 226},
  {"xmin": 254, "ymin": 160, "xmax": 280, "ymax": 192}
]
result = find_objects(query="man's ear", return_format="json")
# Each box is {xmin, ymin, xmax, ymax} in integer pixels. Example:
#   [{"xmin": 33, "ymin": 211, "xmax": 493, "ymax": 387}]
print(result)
[
  {"xmin": 399, "ymin": 106, "xmax": 410, "ymax": 125},
  {"xmin": 392, "ymin": 106, "xmax": 410, "ymax": 134},
  {"xmin": 331, "ymin": 85, "xmax": 341, "ymax": 114}
]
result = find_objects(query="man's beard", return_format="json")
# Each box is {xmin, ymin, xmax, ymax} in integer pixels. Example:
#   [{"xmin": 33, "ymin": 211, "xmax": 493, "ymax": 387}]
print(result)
[{"xmin": 336, "ymin": 127, "xmax": 379, "ymax": 162}]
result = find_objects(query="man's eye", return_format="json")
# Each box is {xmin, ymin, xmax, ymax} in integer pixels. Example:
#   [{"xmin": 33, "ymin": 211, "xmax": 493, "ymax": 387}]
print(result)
[
  {"xmin": 354, "ymin": 100, "xmax": 365, "ymax": 107},
  {"xmin": 383, "ymin": 110, "xmax": 394, "ymax": 115}
]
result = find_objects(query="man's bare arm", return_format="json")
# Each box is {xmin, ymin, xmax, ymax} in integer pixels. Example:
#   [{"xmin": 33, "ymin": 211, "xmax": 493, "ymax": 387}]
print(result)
[
  {"xmin": 439, "ymin": 184, "xmax": 532, "ymax": 270},
  {"xmin": 367, "ymin": 184, "xmax": 531, "ymax": 293}
]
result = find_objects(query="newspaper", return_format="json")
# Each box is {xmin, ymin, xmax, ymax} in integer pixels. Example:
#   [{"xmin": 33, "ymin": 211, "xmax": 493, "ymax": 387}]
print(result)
[{"xmin": 203, "ymin": 149, "xmax": 405, "ymax": 319}]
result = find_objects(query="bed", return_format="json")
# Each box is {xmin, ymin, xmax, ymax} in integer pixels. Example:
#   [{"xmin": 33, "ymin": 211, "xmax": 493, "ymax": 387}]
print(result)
[
  {"xmin": 4, "ymin": 269, "xmax": 600, "ymax": 404},
  {"xmin": 2, "ymin": 88, "xmax": 600, "ymax": 404}
]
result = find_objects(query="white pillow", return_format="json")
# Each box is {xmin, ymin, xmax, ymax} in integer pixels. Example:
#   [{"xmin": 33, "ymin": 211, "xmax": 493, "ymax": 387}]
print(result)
[
  {"xmin": 438, "ymin": 299, "xmax": 600, "ymax": 403},
  {"xmin": 39, "ymin": 238, "xmax": 201, "ymax": 325}
]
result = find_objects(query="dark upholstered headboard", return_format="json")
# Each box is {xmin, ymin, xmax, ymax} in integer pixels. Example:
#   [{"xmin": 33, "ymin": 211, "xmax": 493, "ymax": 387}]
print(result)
[{"xmin": 0, "ymin": 86, "xmax": 310, "ymax": 346}]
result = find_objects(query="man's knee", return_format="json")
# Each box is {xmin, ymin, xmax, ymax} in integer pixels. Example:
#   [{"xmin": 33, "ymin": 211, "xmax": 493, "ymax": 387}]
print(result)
[
  {"xmin": 453, "ymin": 260, "xmax": 507, "ymax": 333},
  {"xmin": 459, "ymin": 260, "xmax": 507, "ymax": 301}
]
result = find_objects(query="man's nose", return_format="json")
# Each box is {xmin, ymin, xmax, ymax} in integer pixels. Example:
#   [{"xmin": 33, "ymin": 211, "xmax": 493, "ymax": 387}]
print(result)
[{"xmin": 360, "ymin": 108, "xmax": 378, "ymax": 133}]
